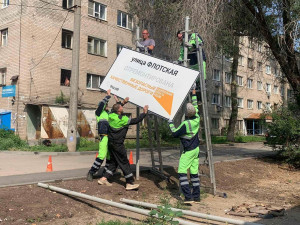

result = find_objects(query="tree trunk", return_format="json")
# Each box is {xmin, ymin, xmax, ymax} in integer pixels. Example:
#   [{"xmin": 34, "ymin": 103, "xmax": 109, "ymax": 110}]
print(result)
[{"xmin": 227, "ymin": 36, "xmax": 239, "ymax": 142}]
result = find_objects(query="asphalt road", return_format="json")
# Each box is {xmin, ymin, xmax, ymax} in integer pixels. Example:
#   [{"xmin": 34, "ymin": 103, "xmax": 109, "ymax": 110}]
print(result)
[{"xmin": 0, "ymin": 142, "xmax": 274, "ymax": 187}]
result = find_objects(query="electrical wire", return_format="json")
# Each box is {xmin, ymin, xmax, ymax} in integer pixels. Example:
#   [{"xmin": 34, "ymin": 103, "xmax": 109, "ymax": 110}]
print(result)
[{"xmin": 30, "ymin": 10, "xmax": 70, "ymax": 71}]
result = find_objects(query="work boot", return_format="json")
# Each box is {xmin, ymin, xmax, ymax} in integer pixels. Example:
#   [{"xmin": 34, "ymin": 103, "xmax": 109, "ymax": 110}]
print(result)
[
  {"xmin": 98, "ymin": 178, "xmax": 112, "ymax": 186},
  {"xmin": 125, "ymin": 183, "xmax": 140, "ymax": 190},
  {"xmin": 86, "ymin": 171, "xmax": 94, "ymax": 181},
  {"xmin": 193, "ymin": 198, "xmax": 201, "ymax": 204},
  {"xmin": 183, "ymin": 199, "xmax": 194, "ymax": 205}
]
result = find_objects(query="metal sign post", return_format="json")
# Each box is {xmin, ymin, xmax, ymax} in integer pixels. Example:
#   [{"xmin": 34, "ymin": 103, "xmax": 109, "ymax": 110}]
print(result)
[{"xmin": 135, "ymin": 26, "xmax": 140, "ymax": 180}]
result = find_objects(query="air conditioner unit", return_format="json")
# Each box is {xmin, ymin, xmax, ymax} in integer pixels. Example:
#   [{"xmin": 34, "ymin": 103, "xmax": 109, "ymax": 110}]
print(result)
[
  {"xmin": 0, "ymin": 74, "xmax": 6, "ymax": 86},
  {"xmin": 216, "ymin": 105, "xmax": 223, "ymax": 112},
  {"xmin": 215, "ymin": 81, "xmax": 221, "ymax": 87}
]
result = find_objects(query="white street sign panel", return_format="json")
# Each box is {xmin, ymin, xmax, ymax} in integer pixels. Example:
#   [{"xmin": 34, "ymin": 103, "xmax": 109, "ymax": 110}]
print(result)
[{"xmin": 100, "ymin": 48, "xmax": 199, "ymax": 120}]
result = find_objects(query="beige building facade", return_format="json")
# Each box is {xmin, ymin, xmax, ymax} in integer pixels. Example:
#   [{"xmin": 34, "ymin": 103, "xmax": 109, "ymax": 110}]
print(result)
[
  {"xmin": 0, "ymin": 0, "xmax": 137, "ymax": 140},
  {"xmin": 206, "ymin": 37, "xmax": 291, "ymax": 136}
]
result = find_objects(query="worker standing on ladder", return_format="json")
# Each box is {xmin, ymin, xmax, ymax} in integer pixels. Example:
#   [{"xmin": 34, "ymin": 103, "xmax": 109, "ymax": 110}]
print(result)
[
  {"xmin": 176, "ymin": 30, "xmax": 206, "ymax": 80},
  {"xmin": 168, "ymin": 89, "xmax": 200, "ymax": 204},
  {"xmin": 136, "ymin": 29, "xmax": 155, "ymax": 55}
]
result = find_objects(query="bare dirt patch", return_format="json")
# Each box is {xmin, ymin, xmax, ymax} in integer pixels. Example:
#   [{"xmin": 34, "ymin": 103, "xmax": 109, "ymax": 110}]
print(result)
[{"xmin": 0, "ymin": 158, "xmax": 299, "ymax": 225}]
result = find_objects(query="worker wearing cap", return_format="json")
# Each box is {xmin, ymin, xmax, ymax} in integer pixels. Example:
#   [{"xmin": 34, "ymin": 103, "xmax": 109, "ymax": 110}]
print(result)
[
  {"xmin": 176, "ymin": 31, "xmax": 206, "ymax": 80},
  {"xmin": 87, "ymin": 90, "xmax": 128, "ymax": 181},
  {"xmin": 168, "ymin": 89, "xmax": 200, "ymax": 204},
  {"xmin": 98, "ymin": 103, "xmax": 149, "ymax": 190}
]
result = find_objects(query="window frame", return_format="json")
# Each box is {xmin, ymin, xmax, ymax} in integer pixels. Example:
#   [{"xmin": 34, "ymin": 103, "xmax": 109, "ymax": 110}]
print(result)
[
  {"xmin": 87, "ymin": 36, "xmax": 107, "ymax": 57},
  {"xmin": 247, "ymin": 99, "xmax": 253, "ymax": 109},
  {"xmin": 225, "ymin": 96, "xmax": 231, "ymax": 108},
  {"xmin": 213, "ymin": 69, "xmax": 220, "ymax": 81},
  {"xmin": 257, "ymin": 81, "xmax": 263, "ymax": 90},
  {"xmin": 266, "ymin": 83, "xmax": 271, "ymax": 93},
  {"xmin": 1, "ymin": 29, "xmax": 8, "ymax": 46},
  {"xmin": 212, "ymin": 94, "xmax": 220, "ymax": 105},
  {"xmin": 247, "ymin": 78, "xmax": 253, "ymax": 89},
  {"xmin": 257, "ymin": 101, "xmax": 262, "ymax": 109},
  {"xmin": 237, "ymin": 98, "xmax": 243, "ymax": 108},
  {"xmin": 2, "ymin": 0, "xmax": 8, "ymax": 8},
  {"xmin": 62, "ymin": 0, "xmax": 74, "ymax": 9},
  {"xmin": 117, "ymin": 10, "xmax": 133, "ymax": 30},
  {"xmin": 0, "ymin": 68, "xmax": 6, "ymax": 86},
  {"xmin": 257, "ymin": 62, "xmax": 262, "ymax": 71},
  {"xmin": 61, "ymin": 29, "xmax": 73, "ymax": 49},
  {"xmin": 60, "ymin": 69, "xmax": 71, "ymax": 86},
  {"xmin": 237, "ymin": 76, "xmax": 243, "ymax": 86},
  {"xmin": 238, "ymin": 55, "xmax": 244, "ymax": 66},
  {"xmin": 225, "ymin": 72, "xmax": 232, "ymax": 84},
  {"xmin": 247, "ymin": 58, "xmax": 253, "ymax": 69},
  {"xmin": 266, "ymin": 65, "xmax": 271, "ymax": 75},
  {"xmin": 257, "ymin": 42, "xmax": 262, "ymax": 52},
  {"xmin": 280, "ymin": 86, "xmax": 284, "ymax": 97},
  {"xmin": 274, "ymin": 85, "xmax": 278, "ymax": 94},
  {"xmin": 211, "ymin": 118, "xmax": 219, "ymax": 129},
  {"xmin": 117, "ymin": 44, "xmax": 131, "ymax": 55},
  {"xmin": 86, "ymin": 73, "xmax": 105, "ymax": 90},
  {"xmin": 88, "ymin": 0, "xmax": 107, "ymax": 21}
]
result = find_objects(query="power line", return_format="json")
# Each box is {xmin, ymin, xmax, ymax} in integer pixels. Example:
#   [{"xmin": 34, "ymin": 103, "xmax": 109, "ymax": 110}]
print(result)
[{"xmin": 30, "ymin": 10, "xmax": 70, "ymax": 71}]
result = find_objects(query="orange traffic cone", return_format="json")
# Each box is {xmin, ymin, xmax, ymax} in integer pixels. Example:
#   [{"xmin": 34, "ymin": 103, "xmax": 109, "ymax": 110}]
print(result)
[
  {"xmin": 46, "ymin": 156, "xmax": 53, "ymax": 172},
  {"xmin": 129, "ymin": 151, "xmax": 133, "ymax": 165},
  {"xmin": 95, "ymin": 153, "xmax": 99, "ymax": 158}
]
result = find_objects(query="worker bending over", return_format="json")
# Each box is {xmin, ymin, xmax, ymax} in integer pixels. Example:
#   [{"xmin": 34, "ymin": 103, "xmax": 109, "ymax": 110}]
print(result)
[
  {"xmin": 98, "ymin": 102, "xmax": 149, "ymax": 190},
  {"xmin": 169, "ymin": 89, "xmax": 200, "ymax": 204}
]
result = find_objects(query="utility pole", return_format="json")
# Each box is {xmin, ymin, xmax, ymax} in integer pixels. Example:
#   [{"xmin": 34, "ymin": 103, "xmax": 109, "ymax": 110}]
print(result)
[
  {"xmin": 67, "ymin": 0, "xmax": 81, "ymax": 152},
  {"xmin": 135, "ymin": 26, "xmax": 140, "ymax": 179}
]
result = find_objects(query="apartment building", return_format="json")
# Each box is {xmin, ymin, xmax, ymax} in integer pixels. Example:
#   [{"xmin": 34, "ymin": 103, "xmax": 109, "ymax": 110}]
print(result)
[
  {"xmin": 206, "ymin": 37, "xmax": 290, "ymax": 136},
  {"xmin": 0, "ymin": 0, "xmax": 137, "ymax": 141}
]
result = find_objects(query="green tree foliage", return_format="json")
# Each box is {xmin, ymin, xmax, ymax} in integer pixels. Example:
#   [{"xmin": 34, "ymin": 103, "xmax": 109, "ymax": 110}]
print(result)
[{"xmin": 263, "ymin": 104, "xmax": 300, "ymax": 168}]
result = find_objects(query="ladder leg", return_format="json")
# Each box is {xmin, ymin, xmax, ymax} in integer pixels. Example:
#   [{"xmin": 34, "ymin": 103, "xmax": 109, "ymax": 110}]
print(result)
[
  {"xmin": 146, "ymin": 115, "xmax": 155, "ymax": 169},
  {"xmin": 154, "ymin": 116, "xmax": 163, "ymax": 172}
]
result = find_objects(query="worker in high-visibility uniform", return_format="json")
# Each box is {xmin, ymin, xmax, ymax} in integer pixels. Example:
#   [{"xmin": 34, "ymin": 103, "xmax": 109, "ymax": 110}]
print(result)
[
  {"xmin": 168, "ymin": 89, "xmax": 200, "ymax": 204},
  {"xmin": 176, "ymin": 31, "xmax": 206, "ymax": 80},
  {"xmin": 98, "ymin": 103, "xmax": 149, "ymax": 190},
  {"xmin": 87, "ymin": 89, "xmax": 128, "ymax": 181}
]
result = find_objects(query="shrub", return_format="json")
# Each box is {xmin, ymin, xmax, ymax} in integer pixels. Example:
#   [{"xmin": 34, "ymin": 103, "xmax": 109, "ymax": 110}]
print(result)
[
  {"xmin": 262, "ymin": 104, "xmax": 300, "ymax": 168},
  {"xmin": 0, "ymin": 129, "xmax": 27, "ymax": 150}
]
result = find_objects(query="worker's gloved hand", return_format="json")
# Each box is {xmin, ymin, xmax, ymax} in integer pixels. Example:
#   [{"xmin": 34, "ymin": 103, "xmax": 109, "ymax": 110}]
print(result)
[
  {"xmin": 184, "ymin": 42, "xmax": 193, "ymax": 48},
  {"xmin": 173, "ymin": 60, "xmax": 183, "ymax": 65},
  {"xmin": 191, "ymin": 82, "xmax": 197, "ymax": 90},
  {"xmin": 168, "ymin": 119, "xmax": 173, "ymax": 124}
]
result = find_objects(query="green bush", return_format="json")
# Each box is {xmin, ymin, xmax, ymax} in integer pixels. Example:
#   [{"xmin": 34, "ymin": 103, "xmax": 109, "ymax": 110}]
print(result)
[
  {"xmin": 97, "ymin": 220, "xmax": 134, "ymax": 225},
  {"xmin": 263, "ymin": 104, "xmax": 300, "ymax": 168},
  {"xmin": 0, "ymin": 129, "xmax": 28, "ymax": 150}
]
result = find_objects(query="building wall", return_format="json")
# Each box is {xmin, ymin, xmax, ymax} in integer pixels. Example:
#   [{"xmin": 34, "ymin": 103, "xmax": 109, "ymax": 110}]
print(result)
[{"xmin": 0, "ymin": 0, "xmax": 137, "ymax": 140}]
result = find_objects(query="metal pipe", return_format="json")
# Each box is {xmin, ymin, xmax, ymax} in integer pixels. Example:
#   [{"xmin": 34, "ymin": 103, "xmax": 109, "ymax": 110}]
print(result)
[
  {"xmin": 37, "ymin": 183, "xmax": 198, "ymax": 225},
  {"xmin": 120, "ymin": 198, "xmax": 262, "ymax": 225}
]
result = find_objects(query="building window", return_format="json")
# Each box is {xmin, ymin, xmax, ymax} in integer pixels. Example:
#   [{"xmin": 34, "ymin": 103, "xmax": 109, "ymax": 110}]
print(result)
[
  {"xmin": 274, "ymin": 85, "xmax": 278, "ymax": 94},
  {"xmin": 213, "ymin": 69, "xmax": 220, "ymax": 81},
  {"xmin": 88, "ymin": 0, "xmax": 107, "ymax": 20},
  {"xmin": 238, "ymin": 55, "xmax": 243, "ymax": 66},
  {"xmin": 211, "ymin": 118, "xmax": 219, "ymax": 129},
  {"xmin": 281, "ymin": 86, "xmax": 284, "ymax": 97},
  {"xmin": 117, "ymin": 44, "xmax": 131, "ymax": 55},
  {"xmin": 247, "ymin": 58, "xmax": 253, "ymax": 69},
  {"xmin": 266, "ymin": 102, "xmax": 271, "ymax": 111},
  {"xmin": 257, "ymin": 81, "xmax": 262, "ymax": 90},
  {"xmin": 225, "ymin": 72, "xmax": 231, "ymax": 84},
  {"xmin": 60, "ymin": 69, "xmax": 71, "ymax": 86},
  {"xmin": 237, "ymin": 76, "xmax": 243, "ymax": 86},
  {"xmin": 225, "ymin": 96, "xmax": 231, "ymax": 107},
  {"xmin": 88, "ymin": 36, "xmax": 107, "ymax": 56},
  {"xmin": 247, "ymin": 79, "xmax": 253, "ymax": 89},
  {"xmin": 237, "ymin": 98, "xmax": 243, "ymax": 108},
  {"xmin": 266, "ymin": 83, "xmax": 271, "ymax": 93},
  {"xmin": 274, "ymin": 103, "xmax": 278, "ymax": 110},
  {"xmin": 257, "ymin": 42, "xmax": 262, "ymax": 52},
  {"xmin": 0, "ymin": 68, "xmax": 6, "ymax": 86},
  {"xmin": 61, "ymin": 29, "xmax": 73, "ymax": 49},
  {"xmin": 62, "ymin": 0, "xmax": 74, "ymax": 9},
  {"xmin": 2, "ymin": 0, "xmax": 9, "ymax": 8},
  {"xmin": 117, "ymin": 11, "xmax": 133, "ymax": 30},
  {"xmin": 287, "ymin": 89, "xmax": 293, "ymax": 98},
  {"xmin": 248, "ymin": 38, "xmax": 254, "ymax": 49},
  {"xmin": 1, "ymin": 29, "xmax": 8, "ymax": 46},
  {"xmin": 86, "ymin": 73, "xmax": 104, "ymax": 89},
  {"xmin": 247, "ymin": 99, "xmax": 253, "ymax": 109},
  {"xmin": 266, "ymin": 65, "xmax": 271, "ymax": 74},
  {"xmin": 257, "ymin": 101, "xmax": 262, "ymax": 109},
  {"xmin": 212, "ymin": 94, "xmax": 220, "ymax": 105},
  {"xmin": 237, "ymin": 120, "xmax": 243, "ymax": 131},
  {"xmin": 257, "ymin": 62, "xmax": 262, "ymax": 71}
]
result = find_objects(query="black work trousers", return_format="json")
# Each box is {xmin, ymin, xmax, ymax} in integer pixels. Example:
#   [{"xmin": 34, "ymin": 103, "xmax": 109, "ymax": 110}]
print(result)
[{"xmin": 103, "ymin": 142, "xmax": 134, "ymax": 184}]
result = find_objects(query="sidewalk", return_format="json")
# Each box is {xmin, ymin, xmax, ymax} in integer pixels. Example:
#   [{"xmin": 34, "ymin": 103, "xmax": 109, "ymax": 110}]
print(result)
[{"xmin": 0, "ymin": 142, "xmax": 274, "ymax": 187}]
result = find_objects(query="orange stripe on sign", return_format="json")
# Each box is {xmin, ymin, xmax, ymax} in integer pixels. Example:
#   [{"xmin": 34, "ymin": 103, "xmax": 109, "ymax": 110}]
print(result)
[{"xmin": 153, "ymin": 88, "xmax": 174, "ymax": 115}]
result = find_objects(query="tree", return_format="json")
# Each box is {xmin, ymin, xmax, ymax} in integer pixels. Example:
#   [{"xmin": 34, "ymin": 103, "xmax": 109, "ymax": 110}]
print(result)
[{"xmin": 240, "ymin": 0, "xmax": 300, "ymax": 106}]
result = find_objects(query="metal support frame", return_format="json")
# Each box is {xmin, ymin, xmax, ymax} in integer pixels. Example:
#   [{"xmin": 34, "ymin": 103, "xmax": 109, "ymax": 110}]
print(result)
[{"xmin": 195, "ymin": 33, "xmax": 216, "ymax": 195}]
